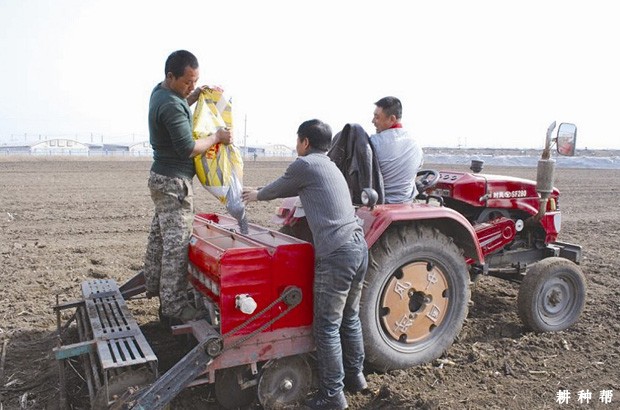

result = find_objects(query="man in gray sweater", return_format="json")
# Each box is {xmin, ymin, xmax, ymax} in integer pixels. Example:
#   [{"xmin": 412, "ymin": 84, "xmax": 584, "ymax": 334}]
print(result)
[{"xmin": 243, "ymin": 119, "xmax": 368, "ymax": 410}]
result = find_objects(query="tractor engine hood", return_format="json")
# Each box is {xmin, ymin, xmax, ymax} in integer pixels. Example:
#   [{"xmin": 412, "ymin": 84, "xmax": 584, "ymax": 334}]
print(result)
[{"xmin": 430, "ymin": 171, "xmax": 561, "ymax": 216}]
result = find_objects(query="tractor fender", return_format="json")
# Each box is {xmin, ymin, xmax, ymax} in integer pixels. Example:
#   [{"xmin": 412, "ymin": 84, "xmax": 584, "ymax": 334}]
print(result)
[{"xmin": 356, "ymin": 203, "xmax": 485, "ymax": 264}]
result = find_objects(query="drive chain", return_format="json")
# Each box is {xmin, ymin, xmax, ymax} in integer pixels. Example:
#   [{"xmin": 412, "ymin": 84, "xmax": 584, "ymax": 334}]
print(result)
[{"xmin": 215, "ymin": 286, "xmax": 302, "ymax": 355}]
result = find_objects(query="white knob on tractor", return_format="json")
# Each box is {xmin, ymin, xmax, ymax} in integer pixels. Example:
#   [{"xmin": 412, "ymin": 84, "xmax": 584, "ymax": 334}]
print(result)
[{"xmin": 235, "ymin": 294, "xmax": 258, "ymax": 315}]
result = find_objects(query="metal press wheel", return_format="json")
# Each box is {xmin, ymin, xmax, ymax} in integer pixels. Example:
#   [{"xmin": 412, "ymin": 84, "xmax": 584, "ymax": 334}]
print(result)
[{"xmin": 257, "ymin": 355, "xmax": 313, "ymax": 409}]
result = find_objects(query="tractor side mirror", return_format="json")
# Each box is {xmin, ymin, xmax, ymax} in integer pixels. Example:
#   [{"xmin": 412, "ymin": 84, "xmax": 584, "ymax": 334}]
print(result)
[{"xmin": 556, "ymin": 123, "xmax": 577, "ymax": 157}]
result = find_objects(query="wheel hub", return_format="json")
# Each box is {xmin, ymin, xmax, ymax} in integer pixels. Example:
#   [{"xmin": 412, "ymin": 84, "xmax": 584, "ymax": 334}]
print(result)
[
  {"xmin": 380, "ymin": 261, "xmax": 449, "ymax": 343},
  {"xmin": 280, "ymin": 379, "xmax": 293, "ymax": 391},
  {"xmin": 257, "ymin": 355, "xmax": 312, "ymax": 409},
  {"xmin": 541, "ymin": 279, "xmax": 570, "ymax": 316},
  {"xmin": 548, "ymin": 289, "xmax": 562, "ymax": 306}
]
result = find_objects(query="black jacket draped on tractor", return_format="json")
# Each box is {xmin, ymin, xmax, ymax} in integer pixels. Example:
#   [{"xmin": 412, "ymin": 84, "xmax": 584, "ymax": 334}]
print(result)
[{"xmin": 328, "ymin": 123, "xmax": 385, "ymax": 205}]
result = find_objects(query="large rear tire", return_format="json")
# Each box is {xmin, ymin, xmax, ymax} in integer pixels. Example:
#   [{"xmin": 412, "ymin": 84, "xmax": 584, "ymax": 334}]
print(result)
[
  {"xmin": 278, "ymin": 218, "xmax": 314, "ymax": 244},
  {"xmin": 361, "ymin": 225, "xmax": 470, "ymax": 371},
  {"xmin": 517, "ymin": 257, "xmax": 586, "ymax": 333}
]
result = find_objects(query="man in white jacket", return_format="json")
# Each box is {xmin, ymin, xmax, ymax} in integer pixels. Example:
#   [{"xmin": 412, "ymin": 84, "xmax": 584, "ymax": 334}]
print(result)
[{"xmin": 370, "ymin": 96, "xmax": 424, "ymax": 203}]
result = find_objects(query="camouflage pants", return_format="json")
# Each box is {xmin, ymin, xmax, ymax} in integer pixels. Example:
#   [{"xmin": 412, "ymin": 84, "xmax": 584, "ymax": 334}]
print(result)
[{"xmin": 143, "ymin": 171, "xmax": 194, "ymax": 318}]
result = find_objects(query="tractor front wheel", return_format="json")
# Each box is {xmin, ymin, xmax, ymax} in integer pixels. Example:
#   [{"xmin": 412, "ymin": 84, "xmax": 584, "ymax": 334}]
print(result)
[
  {"xmin": 517, "ymin": 257, "xmax": 586, "ymax": 333},
  {"xmin": 361, "ymin": 225, "xmax": 470, "ymax": 371}
]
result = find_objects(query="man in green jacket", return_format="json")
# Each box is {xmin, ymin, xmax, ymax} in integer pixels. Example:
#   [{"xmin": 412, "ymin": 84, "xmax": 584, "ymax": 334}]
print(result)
[{"xmin": 144, "ymin": 50, "xmax": 232, "ymax": 322}]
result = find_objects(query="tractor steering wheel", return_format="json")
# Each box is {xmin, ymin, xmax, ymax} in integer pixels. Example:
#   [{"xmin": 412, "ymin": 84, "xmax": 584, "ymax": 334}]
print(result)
[{"xmin": 415, "ymin": 169, "xmax": 440, "ymax": 194}]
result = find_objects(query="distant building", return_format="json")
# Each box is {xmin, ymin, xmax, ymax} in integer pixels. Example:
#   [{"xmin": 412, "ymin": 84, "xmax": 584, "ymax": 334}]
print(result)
[
  {"xmin": 85, "ymin": 143, "xmax": 129, "ymax": 155},
  {"xmin": 129, "ymin": 141, "xmax": 153, "ymax": 157},
  {"xmin": 1, "ymin": 139, "xmax": 144, "ymax": 156},
  {"xmin": 1, "ymin": 144, "xmax": 31, "ymax": 155},
  {"xmin": 263, "ymin": 144, "xmax": 296, "ymax": 156},
  {"xmin": 240, "ymin": 146, "xmax": 266, "ymax": 156},
  {"xmin": 0, "ymin": 138, "xmax": 92, "ymax": 155},
  {"xmin": 32, "ymin": 138, "xmax": 90, "ymax": 155},
  {"xmin": 0, "ymin": 139, "xmax": 299, "ymax": 158}
]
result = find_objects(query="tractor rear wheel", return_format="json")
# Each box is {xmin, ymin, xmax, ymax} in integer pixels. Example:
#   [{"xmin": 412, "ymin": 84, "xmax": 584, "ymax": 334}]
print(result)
[
  {"xmin": 517, "ymin": 257, "xmax": 586, "ymax": 333},
  {"xmin": 278, "ymin": 219, "xmax": 314, "ymax": 244},
  {"xmin": 361, "ymin": 225, "xmax": 470, "ymax": 371}
]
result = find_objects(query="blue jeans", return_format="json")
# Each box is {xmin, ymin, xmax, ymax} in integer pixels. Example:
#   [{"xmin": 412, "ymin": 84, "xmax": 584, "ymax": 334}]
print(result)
[{"xmin": 313, "ymin": 229, "xmax": 368, "ymax": 397}]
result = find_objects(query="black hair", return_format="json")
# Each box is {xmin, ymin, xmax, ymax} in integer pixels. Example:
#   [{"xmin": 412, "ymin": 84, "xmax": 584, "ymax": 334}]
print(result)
[
  {"xmin": 374, "ymin": 96, "xmax": 402, "ymax": 119},
  {"xmin": 164, "ymin": 50, "xmax": 199, "ymax": 78},
  {"xmin": 297, "ymin": 119, "xmax": 332, "ymax": 152}
]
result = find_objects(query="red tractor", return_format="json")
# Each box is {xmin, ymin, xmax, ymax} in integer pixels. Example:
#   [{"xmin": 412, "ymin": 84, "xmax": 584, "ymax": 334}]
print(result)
[
  {"xmin": 273, "ymin": 121, "xmax": 584, "ymax": 373},
  {"xmin": 54, "ymin": 122, "xmax": 585, "ymax": 409}
]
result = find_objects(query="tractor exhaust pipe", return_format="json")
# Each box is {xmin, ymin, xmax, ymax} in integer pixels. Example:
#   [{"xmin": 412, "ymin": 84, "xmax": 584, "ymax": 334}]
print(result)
[
  {"xmin": 470, "ymin": 159, "xmax": 484, "ymax": 173},
  {"xmin": 535, "ymin": 122, "xmax": 557, "ymax": 220}
]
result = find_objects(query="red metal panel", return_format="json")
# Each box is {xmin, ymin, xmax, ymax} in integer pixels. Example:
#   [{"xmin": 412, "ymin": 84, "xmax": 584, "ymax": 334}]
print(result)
[
  {"xmin": 357, "ymin": 203, "xmax": 485, "ymax": 264},
  {"xmin": 473, "ymin": 216, "xmax": 517, "ymax": 256},
  {"xmin": 189, "ymin": 214, "xmax": 314, "ymax": 336},
  {"xmin": 541, "ymin": 211, "xmax": 560, "ymax": 243},
  {"xmin": 432, "ymin": 171, "xmax": 561, "ymax": 217}
]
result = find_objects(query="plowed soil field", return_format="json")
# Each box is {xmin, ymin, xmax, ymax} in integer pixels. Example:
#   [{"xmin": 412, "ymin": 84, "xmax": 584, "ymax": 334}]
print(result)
[{"xmin": 0, "ymin": 158, "xmax": 618, "ymax": 409}]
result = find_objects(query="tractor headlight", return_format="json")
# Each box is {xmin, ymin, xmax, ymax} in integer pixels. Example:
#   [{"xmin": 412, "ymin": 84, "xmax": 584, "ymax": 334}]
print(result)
[{"xmin": 361, "ymin": 188, "xmax": 379, "ymax": 207}]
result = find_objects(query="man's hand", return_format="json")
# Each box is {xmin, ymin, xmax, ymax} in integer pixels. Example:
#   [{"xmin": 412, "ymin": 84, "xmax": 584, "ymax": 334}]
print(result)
[
  {"xmin": 187, "ymin": 84, "xmax": 224, "ymax": 106},
  {"xmin": 206, "ymin": 84, "xmax": 224, "ymax": 93},
  {"xmin": 242, "ymin": 188, "xmax": 259, "ymax": 203},
  {"xmin": 191, "ymin": 128, "xmax": 232, "ymax": 158},
  {"xmin": 215, "ymin": 128, "xmax": 233, "ymax": 145}
]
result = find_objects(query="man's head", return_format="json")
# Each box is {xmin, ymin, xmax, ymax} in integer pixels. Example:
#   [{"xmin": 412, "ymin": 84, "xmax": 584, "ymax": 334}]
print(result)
[
  {"xmin": 296, "ymin": 119, "xmax": 332, "ymax": 156},
  {"xmin": 372, "ymin": 96, "xmax": 402, "ymax": 133},
  {"xmin": 163, "ymin": 50, "xmax": 199, "ymax": 99}
]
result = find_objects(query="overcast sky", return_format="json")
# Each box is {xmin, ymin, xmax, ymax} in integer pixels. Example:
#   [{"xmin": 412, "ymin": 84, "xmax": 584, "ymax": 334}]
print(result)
[{"xmin": 1, "ymin": 0, "xmax": 618, "ymax": 149}]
